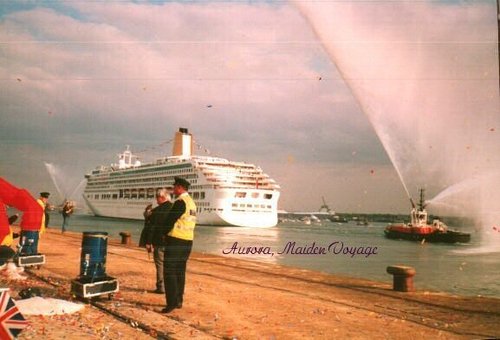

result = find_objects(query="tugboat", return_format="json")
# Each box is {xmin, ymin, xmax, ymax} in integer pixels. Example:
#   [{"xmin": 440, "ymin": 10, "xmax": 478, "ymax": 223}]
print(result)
[{"xmin": 384, "ymin": 189, "xmax": 471, "ymax": 243}]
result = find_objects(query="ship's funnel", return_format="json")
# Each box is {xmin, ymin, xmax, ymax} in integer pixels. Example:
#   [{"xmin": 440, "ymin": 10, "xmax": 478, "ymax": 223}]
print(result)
[{"xmin": 172, "ymin": 128, "xmax": 193, "ymax": 157}]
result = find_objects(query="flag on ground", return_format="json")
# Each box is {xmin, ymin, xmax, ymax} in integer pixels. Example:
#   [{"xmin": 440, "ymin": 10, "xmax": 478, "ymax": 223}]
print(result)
[{"xmin": 0, "ymin": 289, "xmax": 29, "ymax": 339}]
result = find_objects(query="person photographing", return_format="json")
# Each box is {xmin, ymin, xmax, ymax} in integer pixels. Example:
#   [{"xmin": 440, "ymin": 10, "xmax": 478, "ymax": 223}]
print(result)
[{"xmin": 61, "ymin": 200, "xmax": 74, "ymax": 233}]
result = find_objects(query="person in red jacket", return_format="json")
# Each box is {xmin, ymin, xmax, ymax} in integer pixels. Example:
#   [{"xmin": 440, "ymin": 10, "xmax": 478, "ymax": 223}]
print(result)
[
  {"xmin": 0, "ymin": 177, "xmax": 43, "ymax": 257},
  {"xmin": 0, "ymin": 205, "xmax": 17, "ymax": 265}
]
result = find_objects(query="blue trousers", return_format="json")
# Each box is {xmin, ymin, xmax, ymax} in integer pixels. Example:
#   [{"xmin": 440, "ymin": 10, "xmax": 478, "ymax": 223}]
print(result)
[
  {"xmin": 20, "ymin": 231, "xmax": 39, "ymax": 255},
  {"xmin": 62, "ymin": 216, "xmax": 70, "ymax": 232}
]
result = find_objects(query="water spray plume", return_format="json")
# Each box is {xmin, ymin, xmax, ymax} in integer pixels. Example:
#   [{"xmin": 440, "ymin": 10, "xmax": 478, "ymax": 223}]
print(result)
[
  {"xmin": 44, "ymin": 162, "xmax": 87, "ymax": 208},
  {"xmin": 292, "ymin": 1, "xmax": 500, "ymax": 241},
  {"xmin": 69, "ymin": 179, "xmax": 87, "ymax": 200},
  {"xmin": 44, "ymin": 162, "xmax": 65, "ymax": 202},
  {"xmin": 427, "ymin": 176, "xmax": 484, "ymax": 207}
]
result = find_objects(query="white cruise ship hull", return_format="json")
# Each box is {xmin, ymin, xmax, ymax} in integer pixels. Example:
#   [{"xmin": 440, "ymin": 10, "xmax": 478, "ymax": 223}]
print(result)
[{"xmin": 83, "ymin": 189, "xmax": 280, "ymax": 228}]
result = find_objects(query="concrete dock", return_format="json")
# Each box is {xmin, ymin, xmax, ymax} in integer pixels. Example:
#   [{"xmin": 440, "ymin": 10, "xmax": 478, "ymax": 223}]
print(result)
[{"xmin": 1, "ymin": 228, "xmax": 499, "ymax": 339}]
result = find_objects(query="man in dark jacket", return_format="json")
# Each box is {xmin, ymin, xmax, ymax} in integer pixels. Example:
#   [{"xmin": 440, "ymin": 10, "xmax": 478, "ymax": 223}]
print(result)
[
  {"xmin": 161, "ymin": 177, "xmax": 197, "ymax": 313},
  {"xmin": 145, "ymin": 188, "xmax": 172, "ymax": 294}
]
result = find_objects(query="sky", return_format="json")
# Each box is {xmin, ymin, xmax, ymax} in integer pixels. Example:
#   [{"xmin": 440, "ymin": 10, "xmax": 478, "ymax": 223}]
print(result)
[{"xmin": 0, "ymin": 0, "xmax": 498, "ymax": 215}]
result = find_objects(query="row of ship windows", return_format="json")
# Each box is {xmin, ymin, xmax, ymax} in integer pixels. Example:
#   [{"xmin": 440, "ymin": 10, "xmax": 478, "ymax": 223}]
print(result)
[
  {"xmin": 86, "ymin": 183, "xmax": 213, "ymax": 191},
  {"xmin": 87, "ymin": 191, "xmax": 272, "ymax": 201},
  {"xmin": 190, "ymin": 184, "xmax": 214, "ymax": 190},
  {"xmin": 108, "ymin": 167, "xmax": 194, "ymax": 179},
  {"xmin": 86, "ymin": 190, "xmax": 272, "ymax": 200},
  {"xmin": 89, "ymin": 173, "xmax": 198, "ymax": 187},
  {"xmin": 88, "ymin": 189, "xmax": 205, "ymax": 200},
  {"xmin": 203, "ymin": 170, "xmax": 262, "ymax": 178},
  {"xmin": 232, "ymin": 203, "xmax": 272, "ymax": 209},
  {"xmin": 195, "ymin": 207, "xmax": 271, "ymax": 214},
  {"xmin": 235, "ymin": 192, "xmax": 273, "ymax": 199},
  {"xmin": 197, "ymin": 208, "xmax": 223, "ymax": 213}
]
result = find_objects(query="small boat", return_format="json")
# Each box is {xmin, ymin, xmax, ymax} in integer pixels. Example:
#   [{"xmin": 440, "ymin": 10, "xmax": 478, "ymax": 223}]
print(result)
[
  {"xmin": 356, "ymin": 218, "xmax": 369, "ymax": 226},
  {"xmin": 301, "ymin": 216, "xmax": 312, "ymax": 225},
  {"xmin": 384, "ymin": 189, "xmax": 471, "ymax": 243},
  {"xmin": 300, "ymin": 215, "xmax": 321, "ymax": 225},
  {"xmin": 328, "ymin": 215, "xmax": 348, "ymax": 223}
]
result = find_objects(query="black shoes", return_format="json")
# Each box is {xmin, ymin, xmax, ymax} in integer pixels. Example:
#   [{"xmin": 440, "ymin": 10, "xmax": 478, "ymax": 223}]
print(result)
[
  {"xmin": 152, "ymin": 289, "xmax": 164, "ymax": 294},
  {"xmin": 160, "ymin": 302, "xmax": 182, "ymax": 314},
  {"xmin": 160, "ymin": 305, "xmax": 177, "ymax": 314}
]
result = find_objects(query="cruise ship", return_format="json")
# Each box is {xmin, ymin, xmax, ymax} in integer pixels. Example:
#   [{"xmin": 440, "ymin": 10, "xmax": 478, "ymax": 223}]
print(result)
[{"xmin": 83, "ymin": 128, "xmax": 280, "ymax": 227}]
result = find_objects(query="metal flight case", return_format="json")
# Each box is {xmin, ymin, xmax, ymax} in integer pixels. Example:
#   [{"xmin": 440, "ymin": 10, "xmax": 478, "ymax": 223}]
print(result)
[
  {"xmin": 70, "ymin": 276, "xmax": 119, "ymax": 299},
  {"xmin": 16, "ymin": 254, "xmax": 46, "ymax": 268}
]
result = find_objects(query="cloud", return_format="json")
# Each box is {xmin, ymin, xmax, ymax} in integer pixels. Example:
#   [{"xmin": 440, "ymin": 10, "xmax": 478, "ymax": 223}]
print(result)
[
  {"xmin": 0, "ymin": 2, "xmax": 374, "ymax": 148},
  {"xmin": 4, "ymin": 0, "xmax": 493, "ymax": 214}
]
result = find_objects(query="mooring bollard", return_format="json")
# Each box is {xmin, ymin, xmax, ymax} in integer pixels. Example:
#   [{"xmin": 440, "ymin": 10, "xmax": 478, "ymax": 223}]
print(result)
[
  {"xmin": 119, "ymin": 232, "xmax": 131, "ymax": 245},
  {"xmin": 386, "ymin": 265, "xmax": 416, "ymax": 292}
]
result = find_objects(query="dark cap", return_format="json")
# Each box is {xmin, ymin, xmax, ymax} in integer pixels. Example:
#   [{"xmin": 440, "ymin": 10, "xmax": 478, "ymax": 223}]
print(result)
[
  {"xmin": 173, "ymin": 177, "xmax": 190, "ymax": 189},
  {"xmin": 40, "ymin": 192, "xmax": 50, "ymax": 198}
]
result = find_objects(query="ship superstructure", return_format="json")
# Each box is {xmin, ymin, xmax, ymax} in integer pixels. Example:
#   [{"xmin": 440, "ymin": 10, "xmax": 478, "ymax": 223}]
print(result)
[{"xmin": 83, "ymin": 128, "xmax": 280, "ymax": 227}]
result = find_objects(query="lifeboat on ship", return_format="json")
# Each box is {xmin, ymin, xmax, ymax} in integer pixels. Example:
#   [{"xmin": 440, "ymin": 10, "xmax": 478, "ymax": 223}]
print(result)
[{"xmin": 384, "ymin": 189, "xmax": 471, "ymax": 244}]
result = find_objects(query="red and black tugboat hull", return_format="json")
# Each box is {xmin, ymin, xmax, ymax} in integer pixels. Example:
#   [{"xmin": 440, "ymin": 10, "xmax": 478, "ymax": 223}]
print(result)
[{"xmin": 384, "ymin": 229, "xmax": 471, "ymax": 243}]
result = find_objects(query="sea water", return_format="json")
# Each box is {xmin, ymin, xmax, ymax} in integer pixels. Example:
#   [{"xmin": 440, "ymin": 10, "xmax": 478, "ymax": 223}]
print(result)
[{"xmin": 43, "ymin": 213, "xmax": 499, "ymax": 298}]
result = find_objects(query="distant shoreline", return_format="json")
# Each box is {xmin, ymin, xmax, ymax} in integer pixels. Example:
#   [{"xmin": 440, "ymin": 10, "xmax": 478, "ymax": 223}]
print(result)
[{"xmin": 279, "ymin": 211, "xmax": 475, "ymax": 226}]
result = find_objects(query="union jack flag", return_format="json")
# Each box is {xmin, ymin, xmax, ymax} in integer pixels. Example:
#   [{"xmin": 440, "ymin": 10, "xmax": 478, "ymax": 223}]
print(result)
[{"xmin": 0, "ymin": 289, "xmax": 28, "ymax": 339}]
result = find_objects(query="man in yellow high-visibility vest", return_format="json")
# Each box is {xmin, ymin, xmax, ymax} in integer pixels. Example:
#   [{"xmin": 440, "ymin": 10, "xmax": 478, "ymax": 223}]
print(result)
[
  {"xmin": 36, "ymin": 192, "xmax": 50, "ymax": 235},
  {"xmin": 160, "ymin": 177, "xmax": 196, "ymax": 314}
]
